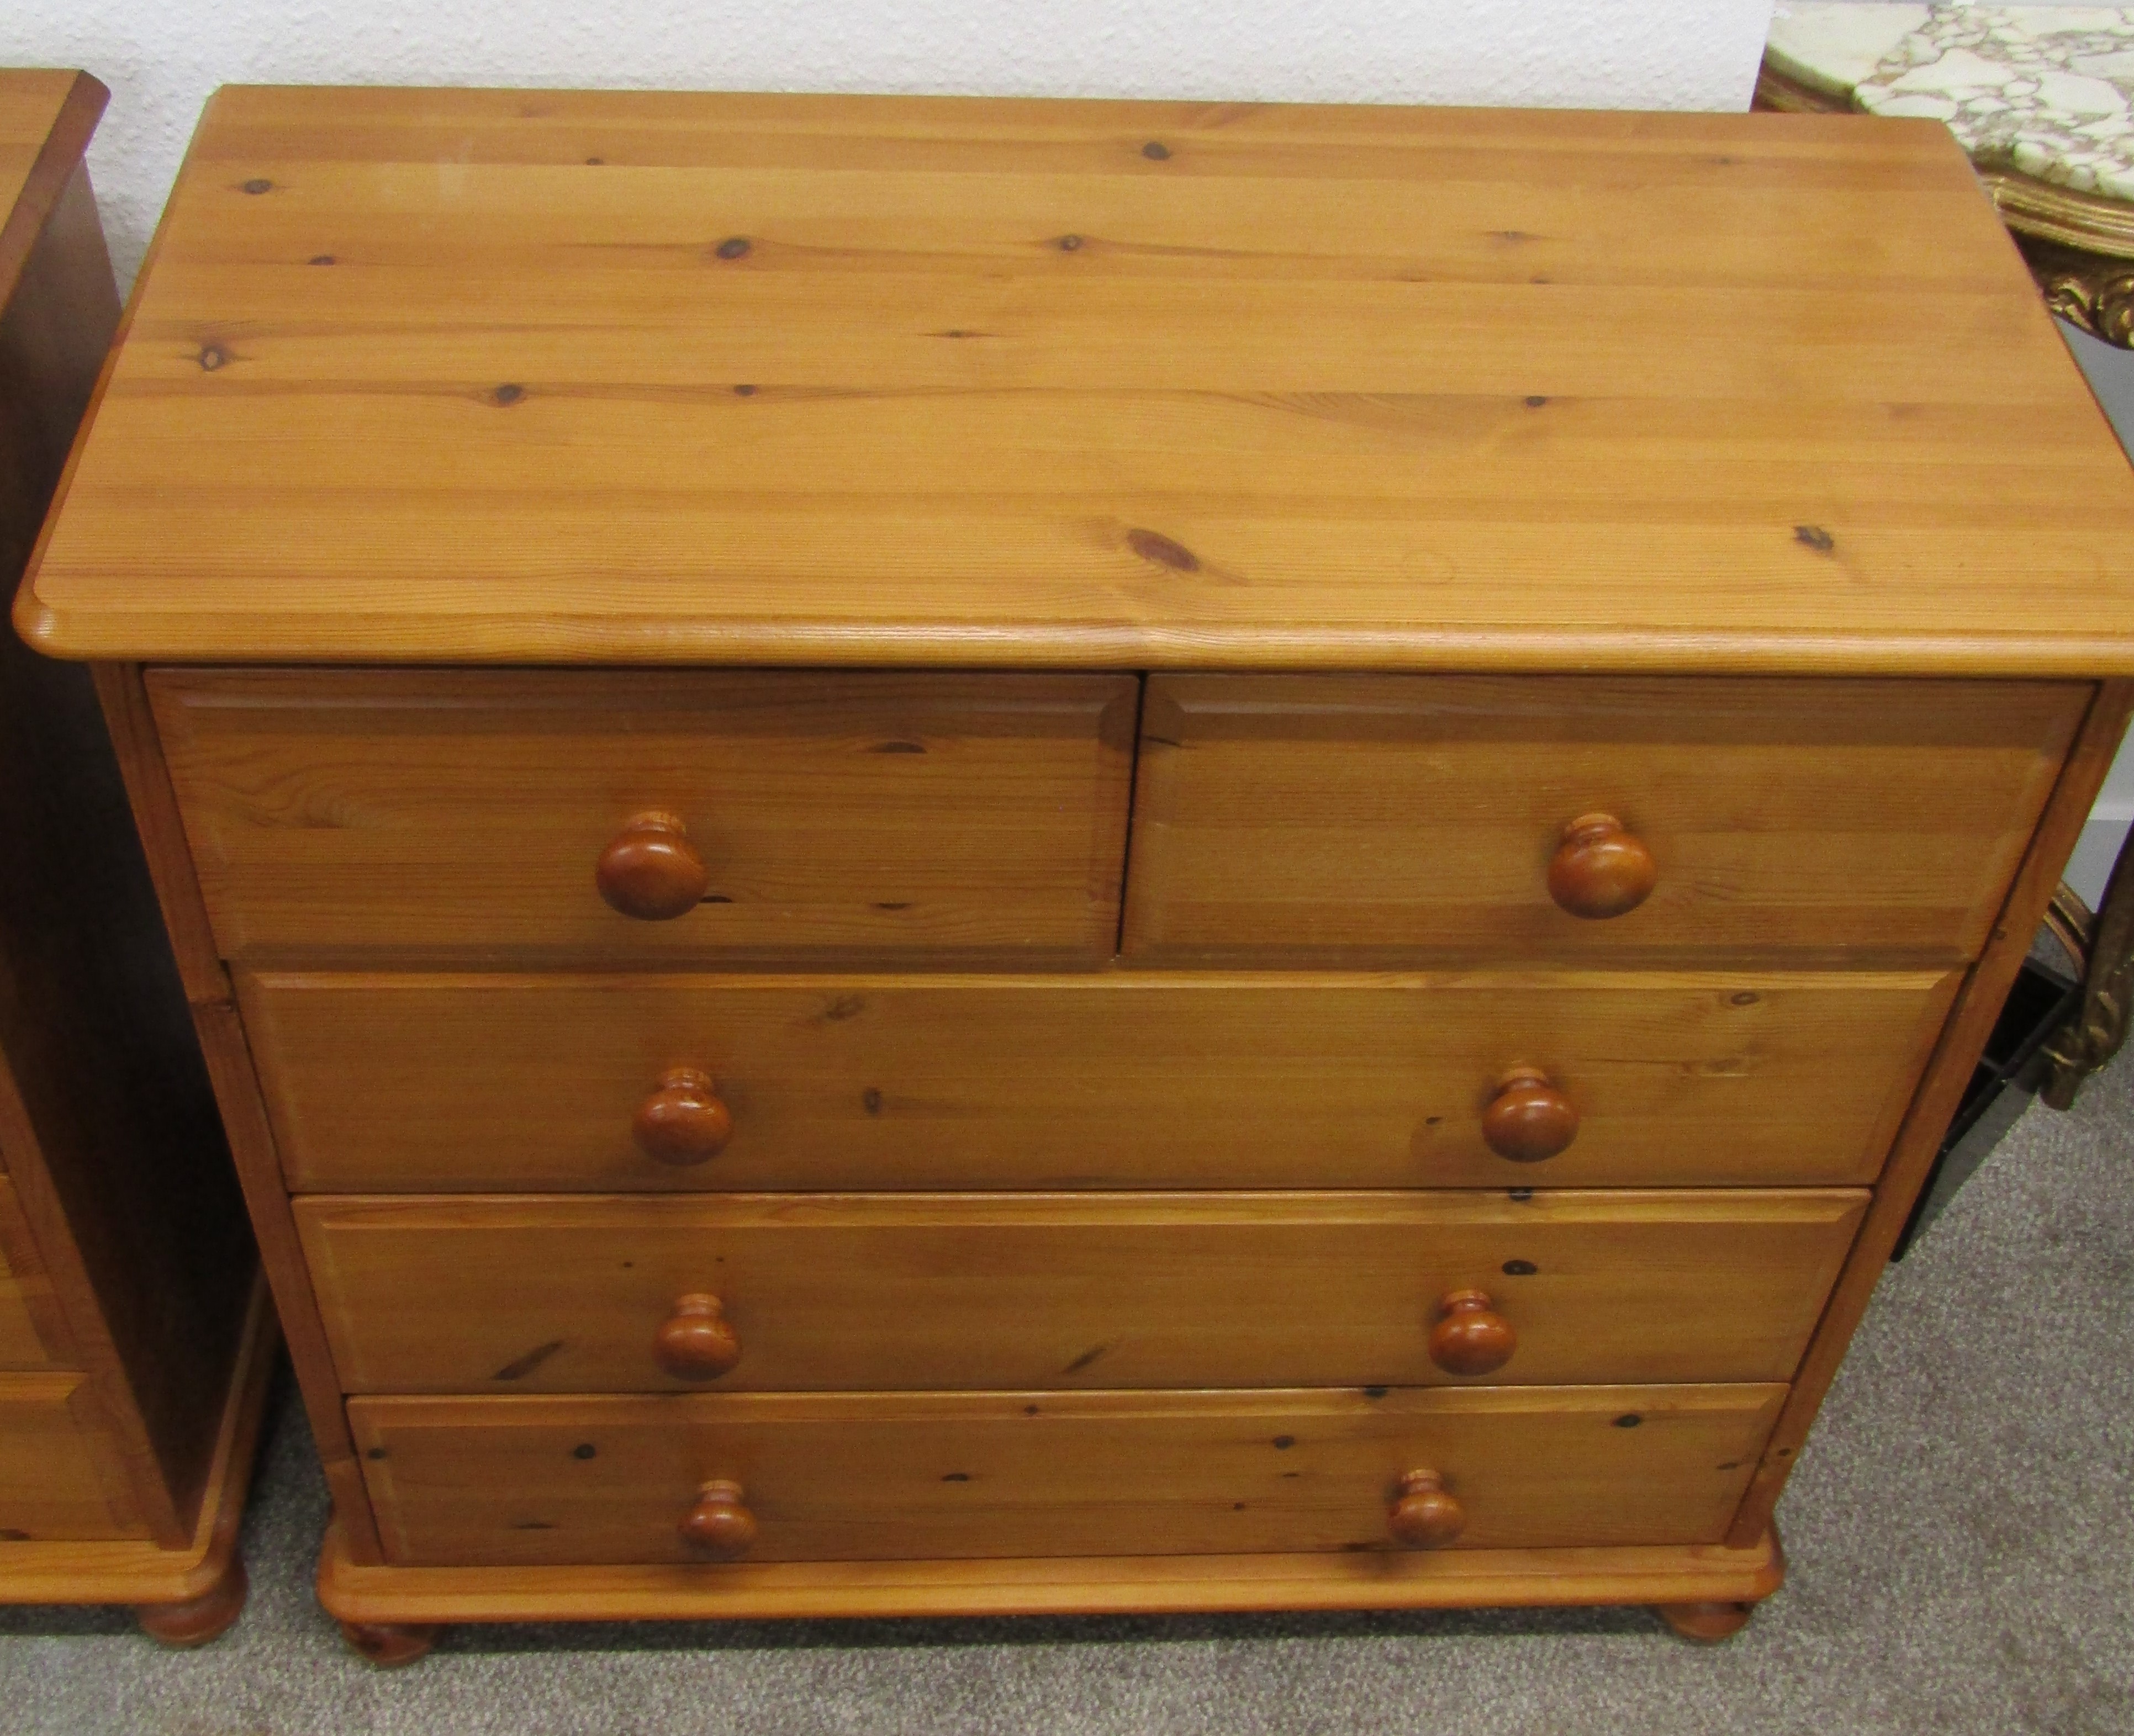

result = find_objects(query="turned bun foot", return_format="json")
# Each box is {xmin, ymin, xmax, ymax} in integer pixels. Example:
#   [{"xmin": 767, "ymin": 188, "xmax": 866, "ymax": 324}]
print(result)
[
  {"xmin": 337, "ymin": 1618, "xmax": 440, "ymax": 1666},
  {"xmin": 136, "ymin": 1554, "xmax": 248, "ymax": 1647},
  {"xmin": 1655, "ymin": 1600, "xmax": 1757, "ymax": 1644}
]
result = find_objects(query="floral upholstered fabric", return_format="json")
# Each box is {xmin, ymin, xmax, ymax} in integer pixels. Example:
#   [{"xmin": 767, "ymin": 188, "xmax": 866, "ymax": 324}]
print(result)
[{"xmin": 1767, "ymin": 4, "xmax": 2134, "ymax": 200}]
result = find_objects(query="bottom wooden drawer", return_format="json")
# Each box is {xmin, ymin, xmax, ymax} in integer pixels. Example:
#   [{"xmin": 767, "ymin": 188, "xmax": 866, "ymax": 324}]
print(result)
[
  {"xmin": 0, "ymin": 1373, "xmax": 143, "ymax": 1541},
  {"xmin": 350, "ymin": 1384, "xmax": 1786, "ymax": 1568}
]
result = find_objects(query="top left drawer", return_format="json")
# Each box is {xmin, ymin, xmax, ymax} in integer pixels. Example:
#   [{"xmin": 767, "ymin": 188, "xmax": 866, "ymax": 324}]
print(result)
[{"xmin": 149, "ymin": 670, "xmax": 1138, "ymax": 967}]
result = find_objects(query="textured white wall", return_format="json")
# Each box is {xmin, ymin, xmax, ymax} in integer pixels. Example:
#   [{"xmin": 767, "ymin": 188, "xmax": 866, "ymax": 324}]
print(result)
[{"xmin": 12, "ymin": 1, "xmax": 1776, "ymax": 287}]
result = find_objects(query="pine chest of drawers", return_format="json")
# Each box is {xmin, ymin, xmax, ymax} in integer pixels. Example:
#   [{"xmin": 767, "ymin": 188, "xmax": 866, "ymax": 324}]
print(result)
[{"xmin": 21, "ymin": 87, "xmax": 2134, "ymax": 1656}]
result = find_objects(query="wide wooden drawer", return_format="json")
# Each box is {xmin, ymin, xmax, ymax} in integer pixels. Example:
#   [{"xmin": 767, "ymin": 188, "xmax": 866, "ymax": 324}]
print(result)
[
  {"xmin": 147, "ymin": 669, "xmax": 1137, "ymax": 966},
  {"xmin": 350, "ymin": 1384, "xmax": 1788, "ymax": 1566},
  {"xmin": 1124, "ymin": 674, "xmax": 2086, "ymax": 964},
  {"xmin": 297, "ymin": 1190, "xmax": 1865, "ymax": 1393},
  {"xmin": 0, "ymin": 1373, "xmax": 144, "ymax": 1541},
  {"xmin": 249, "ymin": 968, "xmax": 1956, "ymax": 1193}
]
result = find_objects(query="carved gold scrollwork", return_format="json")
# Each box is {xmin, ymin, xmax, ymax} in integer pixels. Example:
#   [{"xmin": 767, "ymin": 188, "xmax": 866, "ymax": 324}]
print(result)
[
  {"xmin": 2042, "ymin": 866, "xmax": 2134, "ymax": 1108},
  {"xmin": 2041, "ymin": 271, "xmax": 2101, "ymax": 331},
  {"xmin": 2020, "ymin": 237, "xmax": 2134, "ymax": 348}
]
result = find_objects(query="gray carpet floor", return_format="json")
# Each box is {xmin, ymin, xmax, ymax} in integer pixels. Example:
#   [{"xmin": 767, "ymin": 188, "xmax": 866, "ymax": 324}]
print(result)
[{"xmin": 0, "ymin": 1049, "xmax": 2129, "ymax": 1735}]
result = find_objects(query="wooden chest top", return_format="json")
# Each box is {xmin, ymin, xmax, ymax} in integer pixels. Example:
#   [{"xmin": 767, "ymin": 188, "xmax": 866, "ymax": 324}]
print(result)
[{"xmin": 19, "ymin": 86, "xmax": 2134, "ymax": 673}]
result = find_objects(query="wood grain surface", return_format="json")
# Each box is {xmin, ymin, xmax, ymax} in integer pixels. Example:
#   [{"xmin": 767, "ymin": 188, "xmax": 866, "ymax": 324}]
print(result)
[
  {"xmin": 0, "ymin": 72, "xmax": 104, "ymax": 310},
  {"xmin": 1125, "ymin": 674, "xmax": 2084, "ymax": 964},
  {"xmin": 348, "ymin": 1383, "xmax": 1788, "ymax": 1566},
  {"xmin": 0, "ymin": 1278, "xmax": 279, "ymax": 1607},
  {"xmin": 316, "ymin": 1518, "xmax": 1784, "ymax": 1622},
  {"xmin": 0, "ymin": 1278, "xmax": 47, "ymax": 1372},
  {"xmin": 89, "ymin": 661, "xmax": 385, "ymax": 1563},
  {"xmin": 1727, "ymin": 678, "xmax": 2134, "ymax": 1544},
  {"xmin": 244, "ymin": 967, "xmax": 1956, "ymax": 1192},
  {"xmin": 295, "ymin": 1189, "xmax": 1864, "ymax": 1394},
  {"xmin": 148, "ymin": 668, "xmax": 1137, "ymax": 966},
  {"xmin": 0, "ymin": 1179, "xmax": 56, "ymax": 1369},
  {"xmin": 0, "ymin": 1373, "xmax": 145, "ymax": 1541},
  {"xmin": 24, "ymin": 82, "xmax": 2128, "ymax": 1617},
  {"xmin": 0, "ymin": 72, "xmax": 261, "ymax": 1558},
  {"xmin": 20, "ymin": 89, "xmax": 2134, "ymax": 673}
]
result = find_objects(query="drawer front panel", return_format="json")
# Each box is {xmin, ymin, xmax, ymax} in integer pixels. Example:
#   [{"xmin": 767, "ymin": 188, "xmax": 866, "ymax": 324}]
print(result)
[
  {"xmin": 0, "ymin": 1374, "xmax": 145, "ymax": 1541},
  {"xmin": 251, "ymin": 969, "xmax": 1956, "ymax": 1193},
  {"xmin": 298, "ymin": 1190, "xmax": 1866, "ymax": 1394},
  {"xmin": 149, "ymin": 669, "xmax": 1137, "ymax": 966},
  {"xmin": 350, "ymin": 1384, "xmax": 1789, "ymax": 1566},
  {"xmin": 1124, "ymin": 675, "xmax": 2086, "ymax": 964},
  {"xmin": 0, "ymin": 1273, "xmax": 41, "ymax": 1370},
  {"xmin": 0, "ymin": 1181, "xmax": 55, "ymax": 1368}
]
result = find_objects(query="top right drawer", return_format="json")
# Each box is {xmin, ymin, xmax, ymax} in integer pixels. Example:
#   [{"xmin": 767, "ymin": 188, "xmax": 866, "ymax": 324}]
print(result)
[{"xmin": 1123, "ymin": 676, "xmax": 2088, "ymax": 966}]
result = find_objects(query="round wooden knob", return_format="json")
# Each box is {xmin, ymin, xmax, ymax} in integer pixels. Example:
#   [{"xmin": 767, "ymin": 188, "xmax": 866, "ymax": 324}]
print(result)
[
  {"xmin": 1388, "ymin": 1470, "xmax": 1465, "ymax": 1549},
  {"xmin": 633, "ymin": 1068, "xmax": 732, "ymax": 1166},
  {"xmin": 654, "ymin": 1293, "xmax": 742, "ymax": 1380},
  {"xmin": 677, "ymin": 1479, "xmax": 756, "ymax": 1558},
  {"xmin": 1546, "ymin": 813, "xmax": 1656, "ymax": 920},
  {"xmin": 1428, "ymin": 1288, "xmax": 1517, "ymax": 1377},
  {"xmin": 1480, "ymin": 1067, "xmax": 1579, "ymax": 1163},
  {"xmin": 596, "ymin": 811, "xmax": 710, "ymax": 920}
]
